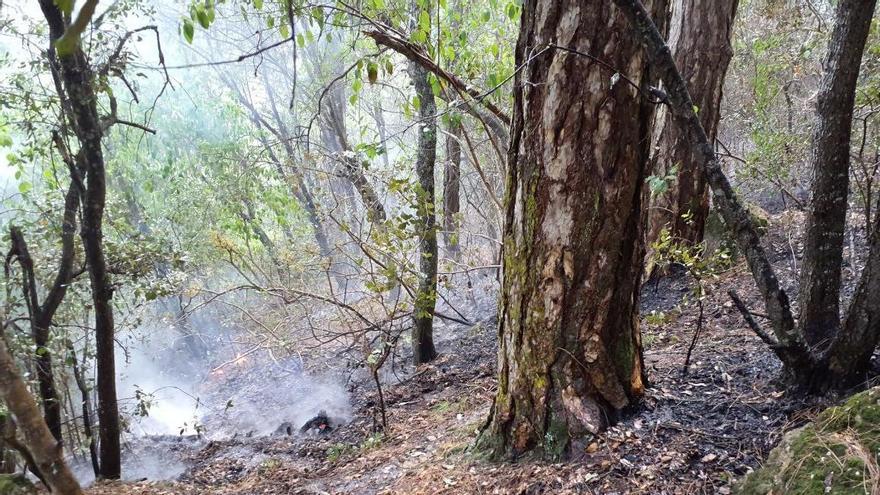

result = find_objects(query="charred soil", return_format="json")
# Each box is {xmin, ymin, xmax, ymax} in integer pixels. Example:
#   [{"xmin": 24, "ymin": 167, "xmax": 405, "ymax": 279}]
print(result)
[{"xmin": 83, "ymin": 213, "xmax": 880, "ymax": 494}]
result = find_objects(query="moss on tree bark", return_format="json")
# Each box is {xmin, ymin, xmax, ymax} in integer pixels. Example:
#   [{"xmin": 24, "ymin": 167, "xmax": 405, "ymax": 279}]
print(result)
[{"xmin": 479, "ymin": 0, "xmax": 668, "ymax": 459}]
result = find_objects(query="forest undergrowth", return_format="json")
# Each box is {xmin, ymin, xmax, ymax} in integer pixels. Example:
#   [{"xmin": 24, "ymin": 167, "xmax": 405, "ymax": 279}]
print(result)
[{"xmin": 77, "ymin": 209, "xmax": 873, "ymax": 495}]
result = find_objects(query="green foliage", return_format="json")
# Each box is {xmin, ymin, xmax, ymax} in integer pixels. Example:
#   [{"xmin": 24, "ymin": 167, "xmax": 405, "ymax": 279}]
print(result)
[
  {"xmin": 646, "ymin": 164, "xmax": 679, "ymax": 198},
  {"xmin": 726, "ymin": 1, "xmax": 826, "ymax": 198},
  {"xmin": 0, "ymin": 0, "xmax": 518, "ymax": 463},
  {"xmin": 651, "ymin": 227, "xmax": 732, "ymax": 284},
  {"xmin": 326, "ymin": 443, "xmax": 353, "ymax": 462},
  {"xmin": 644, "ymin": 310, "xmax": 673, "ymax": 327},
  {"xmin": 325, "ymin": 433, "xmax": 384, "ymax": 463}
]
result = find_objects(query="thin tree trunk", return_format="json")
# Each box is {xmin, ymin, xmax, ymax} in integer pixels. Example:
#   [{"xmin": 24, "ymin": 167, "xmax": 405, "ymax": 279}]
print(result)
[
  {"xmin": 365, "ymin": 29, "xmax": 511, "ymax": 156},
  {"xmin": 6, "ymin": 229, "xmax": 63, "ymax": 444},
  {"xmin": 480, "ymin": 0, "xmax": 666, "ymax": 459},
  {"xmin": 224, "ymin": 73, "xmax": 336, "ymax": 261},
  {"xmin": 0, "ymin": 334, "xmax": 83, "ymax": 494},
  {"xmin": 797, "ymin": 0, "xmax": 876, "ymax": 349},
  {"xmin": 444, "ymin": 120, "xmax": 462, "ymax": 259},
  {"xmin": 68, "ymin": 342, "xmax": 100, "ymax": 477},
  {"xmin": 410, "ymin": 61, "xmax": 438, "ymax": 366},
  {"xmin": 647, "ymin": 0, "xmax": 738, "ymax": 248},
  {"xmin": 38, "ymin": 0, "xmax": 122, "ymax": 478},
  {"xmin": 4, "ymin": 183, "xmax": 80, "ymax": 444}
]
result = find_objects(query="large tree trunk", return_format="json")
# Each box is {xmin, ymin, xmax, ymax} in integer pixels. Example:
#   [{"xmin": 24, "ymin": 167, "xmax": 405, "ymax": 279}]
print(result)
[
  {"xmin": 410, "ymin": 61, "xmax": 439, "ymax": 366},
  {"xmin": 39, "ymin": 0, "xmax": 122, "ymax": 478},
  {"xmin": 0, "ymin": 334, "xmax": 82, "ymax": 494},
  {"xmin": 647, "ymin": 0, "xmax": 738, "ymax": 248},
  {"xmin": 480, "ymin": 0, "xmax": 666, "ymax": 459},
  {"xmin": 797, "ymin": 0, "xmax": 876, "ymax": 350}
]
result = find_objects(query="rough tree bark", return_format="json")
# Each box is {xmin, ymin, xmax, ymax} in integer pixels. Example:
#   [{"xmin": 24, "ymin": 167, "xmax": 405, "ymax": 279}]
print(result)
[
  {"xmin": 647, "ymin": 0, "xmax": 738, "ymax": 247},
  {"xmin": 479, "ymin": 0, "xmax": 666, "ymax": 458},
  {"xmin": 0, "ymin": 334, "xmax": 82, "ymax": 494},
  {"xmin": 443, "ymin": 119, "xmax": 462, "ymax": 258},
  {"xmin": 38, "ymin": 0, "xmax": 122, "ymax": 478},
  {"xmin": 613, "ymin": 0, "xmax": 879, "ymax": 391},
  {"xmin": 410, "ymin": 61, "xmax": 438, "ymax": 366},
  {"xmin": 797, "ymin": 0, "xmax": 876, "ymax": 349}
]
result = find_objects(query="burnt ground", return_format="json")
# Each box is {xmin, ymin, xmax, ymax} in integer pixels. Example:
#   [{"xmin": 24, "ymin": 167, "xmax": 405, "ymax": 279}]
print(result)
[{"xmin": 83, "ymin": 212, "xmax": 877, "ymax": 495}]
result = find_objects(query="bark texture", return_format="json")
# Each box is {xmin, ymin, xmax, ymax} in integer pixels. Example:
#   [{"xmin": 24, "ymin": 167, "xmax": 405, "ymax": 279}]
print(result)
[
  {"xmin": 0, "ymin": 335, "xmax": 82, "ymax": 494},
  {"xmin": 612, "ymin": 0, "xmax": 806, "ymax": 367},
  {"xmin": 39, "ymin": 0, "xmax": 122, "ymax": 478},
  {"xmin": 481, "ymin": 0, "xmax": 666, "ymax": 458},
  {"xmin": 615, "ymin": 0, "xmax": 879, "ymax": 392},
  {"xmin": 797, "ymin": 0, "xmax": 876, "ymax": 349},
  {"xmin": 410, "ymin": 61, "xmax": 438, "ymax": 366},
  {"xmin": 647, "ymin": 0, "xmax": 738, "ymax": 247}
]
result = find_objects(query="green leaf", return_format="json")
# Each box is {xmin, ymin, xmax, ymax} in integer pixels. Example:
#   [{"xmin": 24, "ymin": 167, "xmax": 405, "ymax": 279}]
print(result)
[
  {"xmin": 182, "ymin": 18, "xmax": 195, "ymax": 44},
  {"xmin": 196, "ymin": 8, "xmax": 210, "ymax": 29},
  {"xmin": 18, "ymin": 181, "xmax": 31, "ymax": 194},
  {"xmin": 506, "ymin": 2, "xmax": 518, "ymax": 20},
  {"xmin": 312, "ymin": 7, "xmax": 325, "ymax": 28},
  {"xmin": 279, "ymin": 23, "xmax": 290, "ymax": 39},
  {"xmin": 253, "ymin": 0, "xmax": 263, "ymax": 9},
  {"xmin": 442, "ymin": 45, "xmax": 455, "ymax": 62},
  {"xmin": 429, "ymin": 74, "xmax": 441, "ymax": 96},
  {"xmin": 367, "ymin": 62, "xmax": 378, "ymax": 84},
  {"xmin": 419, "ymin": 10, "xmax": 431, "ymax": 32}
]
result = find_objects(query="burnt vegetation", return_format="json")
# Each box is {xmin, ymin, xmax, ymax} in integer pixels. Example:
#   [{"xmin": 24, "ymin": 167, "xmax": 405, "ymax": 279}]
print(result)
[{"xmin": 1, "ymin": 0, "xmax": 880, "ymax": 493}]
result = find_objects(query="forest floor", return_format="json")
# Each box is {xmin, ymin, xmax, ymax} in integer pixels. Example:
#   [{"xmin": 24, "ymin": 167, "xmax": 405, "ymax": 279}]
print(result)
[{"xmin": 82, "ymin": 212, "xmax": 875, "ymax": 495}]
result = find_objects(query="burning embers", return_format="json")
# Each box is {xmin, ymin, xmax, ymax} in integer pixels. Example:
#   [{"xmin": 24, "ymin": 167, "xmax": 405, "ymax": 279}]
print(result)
[{"xmin": 274, "ymin": 411, "xmax": 336, "ymax": 437}]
